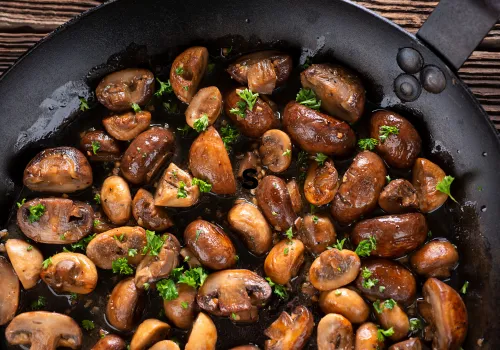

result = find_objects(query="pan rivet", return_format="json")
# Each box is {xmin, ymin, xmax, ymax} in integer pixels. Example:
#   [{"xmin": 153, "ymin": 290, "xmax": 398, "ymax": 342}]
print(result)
[
  {"xmin": 397, "ymin": 48, "xmax": 423, "ymax": 74},
  {"xmin": 420, "ymin": 65, "xmax": 446, "ymax": 94},
  {"xmin": 394, "ymin": 74, "xmax": 421, "ymax": 102}
]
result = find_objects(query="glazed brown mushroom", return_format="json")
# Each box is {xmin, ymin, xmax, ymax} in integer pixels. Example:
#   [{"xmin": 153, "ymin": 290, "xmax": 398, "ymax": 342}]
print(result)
[
  {"xmin": 96, "ymin": 68, "xmax": 155, "ymax": 111},
  {"xmin": 355, "ymin": 322, "xmax": 384, "ymax": 350},
  {"xmin": 132, "ymin": 189, "xmax": 173, "ymax": 231},
  {"xmin": 388, "ymin": 338, "xmax": 424, "ymax": 350},
  {"xmin": 287, "ymin": 179, "xmax": 303, "ymax": 214},
  {"xmin": 170, "ymin": 46, "xmax": 208, "ymax": 103},
  {"xmin": 378, "ymin": 179, "xmax": 419, "ymax": 214},
  {"xmin": 295, "ymin": 214, "xmax": 336, "ymax": 254},
  {"xmin": 301, "ymin": 63, "xmax": 365, "ymax": 124},
  {"xmin": 412, "ymin": 158, "xmax": 449, "ymax": 213},
  {"xmin": 106, "ymin": 277, "xmax": 144, "ymax": 332},
  {"xmin": 255, "ymin": 175, "xmax": 297, "ymax": 232},
  {"xmin": 154, "ymin": 163, "xmax": 200, "ymax": 207},
  {"xmin": 374, "ymin": 301, "xmax": 410, "ymax": 341},
  {"xmin": 259, "ymin": 129, "xmax": 292, "ymax": 173},
  {"xmin": 80, "ymin": 130, "xmax": 121, "ymax": 161},
  {"xmin": 180, "ymin": 247, "xmax": 202, "ymax": 269},
  {"xmin": 40, "ymin": 252, "xmax": 98, "ymax": 294},
  {"xmin": 319, "ymin": 288, "xmax": 370, "ymax": 324},
  {"xmin": 283, "ymin": 101, "xmax": 356, "ymax": 156},
  {"xmin": 185, "ymin": 86, "xmax": 222, "ymax": 128},
  {"xmin": 350, "ymin": 213, "xmax": 428, "ymax": 259},
  {"xmin": 23, "ymin": 146, "xmax": 93, "ymax": 193},
  {"xmin": 304, "ymin": 158, "xmax": 339, "ymax": 206},
  {"xmin": 197, "ymin": 269, "xmax": 271, "ymax": 317},
  {"xmin": 189, "ymin": 126, "xmax": 236, "ymax": 195},
  {"xmin": 103, "ymin": 110, "xmax": 152, "ymax": 141},
  {"xmin": 17, "ymin": 198, "xmax": 93, "ymax": 244},
  {"xmin": 149, "ymin": 341, "xmax": 181, "ymax": 350},
  {"xmin": 5, "ymin": 238, "xmax": 43, "ymax": 289},
  {"xmin": 410, "ymin": 239, "xmax": 459, "ymax": 278},
  {"xmin": 101, "ymin": 175, "xmax": 132, "ymax": 225},
  {"xmin": 5, "ymin": 311, "xmax": 82, "ymax": 349},
  {"xmin": 309, "ymin": 248, "xmax": 361, "ymax": 291},
  {"xmin": 228, "ymin": 200, "xmax": 272, "ymax": 255},
  {"xmin": 317, "ymin": 313, "xmax": 354, "ymax": 350},
  {"xmin": 419, "ymin": 278, "xmax": 468, "ymax": 350},
  {"xmin": 86, "ymin": 226, "xmax": 146, "ymax": 269},
  {"xmin": 184, "ymin": 220, "xmax": 237, "ymax": 270},
  {"xmin": 0, "ymin": 256, "xmax": 19, "ymax": 326},
  {"xmin": 163, "ymin": 283, "xmax": 198, "ymax": 329},
  {"xmin": 121, "ymin": 127, "xmax": 175, "ymax": 185},
  {"xmin": 91, "ymin": 335, "xmax": 127, "ymax": 350},
  {"xmin": 264, "ymin": 239, "xmax": 305, "ymax": 285},
  {"xmin": 130, "ymin": 319, "xmax": 170, "ymax": 350},
  {"xmin": 185, "ymin": 313, "xmax": 217, "ymax": 350},
  {"xmin": 264, "ymin": 305, "xmax": 314, "ymax": 350},
  {"xmin": 237, "ymin": 151, "xmax": 261, "ymax": 178}
]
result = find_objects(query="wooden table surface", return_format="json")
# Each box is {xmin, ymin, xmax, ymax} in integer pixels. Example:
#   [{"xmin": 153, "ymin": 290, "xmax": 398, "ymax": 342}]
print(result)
[{"xmin": 1, "ymin": 0, "xmax": 499, "ymax": 130}]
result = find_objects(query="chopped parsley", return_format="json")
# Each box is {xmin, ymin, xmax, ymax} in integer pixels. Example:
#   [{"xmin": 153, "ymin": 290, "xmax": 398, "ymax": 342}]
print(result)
[
  {"xmin": 157, "ymin": 267, "xmax": 208, "ymax": 301},
  {"xmin": 229, "ymin": 100, "xmax": 247, "ymax": 119},
  {"xmin": 358, "ymin": 138, "xmax": 379, "ymax": 151},
  {"xmin": 177, "ymin": 181, "xmax": 188, "ymax": 198},
  {"xmin": 361, "ymin": 268, "xmax": 378, "ymax": 289},
  {"xmin": 409, "ymin": 318, "xmax": 422, "ymax": 331},
  {"xmin": 207, "ymin": 63, "xmax": 215, "ymax": 74},
  {"xmin": 427, "ymin": 230, "xmax": 433, "ymax": 238},
  {"xmin": 314, "ymin": 153, "xmax": 328, "ymax": 166},
  {"xmin": 175, "ymin": 66, "xmax": 184, "ymax": 75},
  {"xmin": 155, "ymin": 78, "xmax": 173, "ymax": 96},
  {"xmin": 94, "ymin": 193, "xmax": 101, "ymax": 205},
  {"xmin": 220, "ymin": 124, "xmax": 239, "ymax": 150},
  {"xmin": 296, "ymin": 88, "xmax": 321, "ymax": 110},
  {"xmin": 284, "ymin": 247, "xmax": 289, "ymax": 255},
  {"xmin": 79, "ymin": 97, "xmax": 90, "ymax": 111},
  {"xmin": 285, "ymin": 227, "xmax": 294, "ymax": 240},
  {"xmin": 265, "ymin": 277, "xmax": 288, "ymax": 300},
  {"xmin": 91, "ymin": 141, "xmax": 100, "ymax": 155},
  {"xmin": 163, "ymin": 101, "xmax": 179, "ymax": 113},
  {"xmin": 157, "ymin": 279, "xmax": 178, "ymax": 300},
  {"xmin": 183, "ymin": 86, "xmax": 189, "ymax": 91},
  {"xmin": 28, "ymin": 204, "xmax": 46, "ymax": 223},
  {"xmin": 379, "ymin": 285, "xmax": 386, "ymax": 292},
  {"xmin": 312, "ymin": 215, "xmax": 319, "ymax": 224},
  {"xmin": 379, "ymin": 125, "xmax": 399, "ymax": 142},
  {"xmin": 16, "ymin": 198, "xmax": 26, "ymax": 208},
  {"xmin": 181, "ymin": 301, "xmax": 189, "ymax": 309},
  {"xmin": 335, "ymin": 289, "xmax": 342, "ymax": 296},
  {"xmin": 231, "ymin": 312, "xmax": 238, "ymax": 320},
  {"xmin": 282, "ymin": 149, "xmax": 291, "ymax": 157},
  {"xmin": 230, "ymin": 88, "xmax": 259, "ymax": 118},
  {"xmin": 143, "ymin": 230, "xmax": 165, "ymax": 256},
  {"xmin": 460, "ymin": 281, "xmax": 469, "ymax": 294},
  {"xmin": 69, "ymin": 293, "xmax": 78, "ymax": 301},
  {"xmin": 384, "ymin": 299, "xmax": 397, "ymax": 310},
  {"xmin": 26, "ymin": 245, "xmax": 33, "ymax": 251},
  {"xmin": 128, "ymin": 248, "xmax": 138, "ymax": 257},
  {"xmin": 143, "ymin": 283, "xmax": 150, "ymax": 291},
  {"xmin": 386, "ymin": 175, "xmax": 392, "ymax": 183},
  {"xmin": 42, "ymin": 257, "xmax": 52, "ymax": 269},
  {"xmin": 329, "ymin": 238, "xmax": 346, "ymax": 251},
  {"xmin": 113, "ymin": 233, "xmax": 125, "ymax": 242},
  {"xmin": 355, "ymin": 236, "xmax": 377, "ymax": 257},
  {"xmin": 177, "ymin": 124, "xmax": 191, "ymax": 136},
  {"xmin": 112, "ymin": 258, "xmax": 134, "ymax": 275},
  {"xmin": 192, "ymin": 178, "xmax": 212, "ymax": 193},
  {"xmin": 177, "ymin": 267, "xmax": 208, "ymax": 288},
  {"xmin": 131, "ymin": 103, "xmax": 141, "ymax": 113},
  {"xmin": 377, "ymin": 327, "xmax": 395, "ymax": 341},
  {"xmin": 70, "ymin": 233, "xmax": 96, "ymax": 251},
  {"xmin": 193, "ymin": 114, "xmax": 209, "ymax": 132},
  {"xmin": 195, "ymin": 229, "xmax": 202, "ymax": 242},
  {"xmin": 82, "ymin": 320, "xmax": 95, "ymax": 331},
  {"xmin": 93, "ymin": 219, "xmax": 101, "ymax": 227},
  {"xmin": 31, "ymin": 296, "xmax": 46, "ymax": 310},
  {"xmin": 436, "ymin": 175, "xmax": 458, "ymax": 203}
]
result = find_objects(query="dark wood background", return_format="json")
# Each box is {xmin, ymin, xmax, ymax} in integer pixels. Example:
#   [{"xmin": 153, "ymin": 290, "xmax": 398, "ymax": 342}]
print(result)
[{"xmin": 0, "ymin": 0, "xmax": 499, "ymax": 130}]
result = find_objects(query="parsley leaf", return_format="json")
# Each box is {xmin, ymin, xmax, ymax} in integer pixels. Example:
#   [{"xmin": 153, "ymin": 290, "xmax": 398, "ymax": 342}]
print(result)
[
  {"xmin": 384, "ymin": 299, "xmax": 397, "ymax": 310},
  {"xmin": 386, "ymin": 175, "xmax": 392, "ymax": 183},
  {"xmin": 296, "ymin": 88, "xmax": 321, "ymax": 110},
  {"xmin": 16, "ymin": 198, "xmax": 26, "ymax": 208},
  {"xmin": 231, "ymin": 312, "xmax": 238, "ymax": 320},
  {"xmin": 70, "ymin": 233, "xmax": 96, "ymax": 251},
  {"xmin": 192, "ymin": 178, "xmax": 212, "ymax": 193},
  {"xmin": 361, "ymin": 267, "xmax": 372, "ymax": 279},
  {"xmin": 238, "ymin": 88, "xmax": 259, "ymax": 111},
  {"xmin": 284, "ymin": 247, "xmax": 289, "ymax": 255},
  {"xmin": 285, "ymin": 227, "xmax": 294, "ymax": 240},
  {"xmin": 143, "ymin": 283, "xmax": 150, "ymax": 291},
  {"xmin": 175, "ymin": 66, "xmax": 184, "ymax": 75},
  {"xmin": 373, "ymin": 300, "xmax": 382, "ymax": 314},
  {"xmin": 460, "ymin": 281, "xmax": 469, "ymax": 294},
  {"xmin": 358, "ymin": 138, "xmax": 379, "ymax": 151},
  {"xmin": 230, "ymin": 100, "xmax": 247, "ymax": 119},
  {"xmin": 314, "ymin": 153, "xmax": 328, "ymax": 166},
  {"xmin": 312, "ymin": 215, "xmax": 319, "ymax": 224},
  {"xmin": 220, "ymin": 124, "xmax": 239, "ymax": 150},
  {"xmin": 142, "ymin": 230, "xmax": 165, "ymax": 256},
  {"xmin": 131, "ymin": 103, "xmax": 141, "ymax": 113},
  {"xmin": 177, "ymin": 267, "xmax": 208, "ymax": 288},
  {"xmin": 91, "ymin": 141, "xmax": 100, "ymax": 155},
  {"xmin": 26, "ymin": 245, "xmax": 33, "ymax": 251},
  {"xmin": 436, "ymin": 175, "xmax": 458, "ymax": 203},
  {"xmin": 155, "ymin": 78, "xmax": 173, "ymax": 96},
  {"xmin": 42, "ymin": 257, "xmax": 52, "ymax": 269},
  {"xmin": 409, "ymin": 318, "xmax": 422, "ymax": 331},
  {"xmin": 362, "ymin": 277, "xmax": 378, "ymax": 289},
  {"xmin": 28, "ymin": 204, "xmax": 46, "ymax": 223},
  {"xmin": 79, "ymin": 97, "xmax": 90, "ymax": 111},
  {"xmin": 329, "ymin": 238, "xmax": 346, "ymax": 251},
  {"xmin": 377, "ymin": 327, "xmax": 395, "ymax": 341},
  {"xmin": 193, "ymin": 114, "xmax": 209, "ymax": 132},
  {"xmin": 94, "ymin": 193, "xmax": 101, "ymax": 204},
  {"xmin": 355, "ymin": 236, "xmax": 377, "ymax": 257},
  {"xmin": 282, "ymin": 149, "xmax": 291, "ymax": 157},
  {"xmin": 265, "ymin": 277, "xmax": 288, "ymax": 300},
  {"xmin": 379, "ymin": 125, "xmax": 399, "ymax": 142},
  {"xmin": 112, "ymin": 257, "xmax": 134, "ymax": 275},
  {"xmin": 177, "ymin": 124, "xmax": 191, "ymax": 136},
  {"xmin": 93, "ymin": 219, "xmax": 101, "ymax": 227},
  {"xmin": 82, "ymin": 320, "xmax": 95, "ymax": 331},
  {"xmin": 181, "ymin": 301, "xmax": 189, "ymax": 309},
  {"xmin": 163, "ymin": 101, "xmax": 179, "ymax": 113},
  {"xmin": 31, "ymin": 296, "xmax": 46, "ymax": 310},
  {"xmin": 177, "ymin": 181, "xmax": 188, "ymax": 198},
  {"xmin": 157, "ymin": 279, "xmax": 178, "ymax": 300},
  {"xmin": 128, "ymin": 248, "xmax": 138, "ymax": 257}
]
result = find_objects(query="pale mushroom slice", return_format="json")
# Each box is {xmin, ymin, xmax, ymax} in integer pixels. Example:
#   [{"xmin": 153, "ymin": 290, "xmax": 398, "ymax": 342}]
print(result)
[
  {"xmin": 0, "ymin": 256, "xmax": 19, "ymax": 326},
  {"xmin": 154, "ymin": 163, "xmax": 200, "ymax": 207},
  {"xmin": 5, "ymin": 238, "xmax": 43, "ymax": 289},
  {"xmin": 149, "ymin": 340, "xmax": 181, "ymax": 350},
  {"xmin": 130, "ymin": 319, "xmax": 170, "ymax": 350},
  {"xmin": 91, "ymin": 334, "xmax": 127, "ymax": 350},
  {"xmin": 185, "ymin": 313, "xmax": 217, "ymax": 350},
  {"xmin": 264, "ymin": 305, "xmax": 314, "ymax": 349}
]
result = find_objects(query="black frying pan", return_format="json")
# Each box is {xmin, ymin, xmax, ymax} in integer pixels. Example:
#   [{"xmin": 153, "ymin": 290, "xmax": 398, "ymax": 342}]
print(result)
[{"xmin": 0, "ymin": 0, "xmax": 499, "ymax": 348}]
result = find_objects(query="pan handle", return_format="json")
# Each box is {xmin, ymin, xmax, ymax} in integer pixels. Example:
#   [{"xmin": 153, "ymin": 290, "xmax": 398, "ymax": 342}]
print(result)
[{"xmin": 417, "ymin": 0, "xmax": 500, "ymax": 70}]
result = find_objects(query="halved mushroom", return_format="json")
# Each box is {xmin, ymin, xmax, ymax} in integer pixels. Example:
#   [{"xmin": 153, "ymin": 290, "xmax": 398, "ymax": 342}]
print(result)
[
  {"xmin": 185, "ymin": 86, "xmax": 222, "ymax": 128},
  {"xmin": 17, "ymin": 198, "xmax": 93, "ymax": 244},
  {"xmin": 355, "ymin": 322, "xmax": 384, "ymax": 350},
  {"xmin": 295, "ymin": 214, "xmax": 336, "ymax": 254},
  {"xmin": 80, "ymin": 130, "xmax": 121, "ymax": 161},
  {"xmin": 419, "ymin": 278, "xmax": 468, "ymax": 350},
  {"xmin": 101, "ymin": 175, "xmax": 132, "ymax": 225},
  {"xmin": 412, "ymin": 158, "xmax": 449, "ymax": 213},
  {"xmin": 92, "ymin": 210, "xmax": 118, "ymax": 234},
  {"xmin": 410, "ymin": 239, "xmax": 459, "ymax": 278},
  {"xmin": 189, "ymin": 126, "xmax": 236, "ymax": 195},
  {"xmin": 247, "ymin": 59, "xmax": 277, "ymax": 94},
  {"xmin": 304, "ymin": 158, "xmax": 339, "ymax": 206},
  {"xmin": 264, "ymin": 239, "xmax": 305, "ymax": 285},
  {"xmin": 91, "ymin": 334, "xmax": 127, "ymax": 350},
  {"xmin": 319, "ymin": 288, "xmax": 369, "ymax": 324},
  {"xmin": 197, "ymin": 269, "xmax": 272, "ymax": 317},
  {"xmin": 154, "ymin": 163, "xmax": 200, "ymax": 207},
  {"xmin": 40, "ymin": 252, "xmax": 98, "ymax": 294},
  {"xmin": 374, "ymin": 301, "xmax": 410, "ymax": 342},
  {"xmin": 228, "ymin": 200, "xmax": 273, "ymax": 255},
  {"xmin": 237, "ymin": 151, "xmax": 261, "ymax": 179},
  {"xmin": 133, "ymin": 189, "xmax": 174, "ymax": 230},
  {"xmin": 259, "ymin": 129, "xmax": 292, "ymax": 173},
  {"xmin": 5, "ymin": 311, "xmax": 82, "ymax": 349},
  {"xmin": 5, "ymin": 238, "xmax": 43, "ymax": 289},
  {"xmin": 317, "ymin": 313, "xmax": 354, "ymax": 350},
  {"xmin": 163, "ymin": 283, "xmax": 198, "ymax": 329},
  {"xmin": 309, "ymin": 248, "xmax": 361, "ymax": 291},
  {"xmin": 86, "ymin": 226, "xmax": 146, "ymax": 269},
  {"xmin": 287, "ymin": 179, "xmax": 303, "ymax": 214},
  {"xmin": 103, "ymin": 110, "xmax": 152, "ymax": 141},
  {"xmin": 149, "ymin": 341, "xmax": 181, "ymax": 350},
  {"xmin": 185, "ymin": 313, "xmax": 217, "ymax": 350},
  {"xmin": 388, "ymin": 338, "xmax": 424, "ymax": 350},
  {"xmin": 121, "ymin": 126, "xmax": 175, "ymax": 185},
  {"xmin": 378, "ymin": 179, "xmax": 419, "ymax": 214},
  {"xmin": 184, "ymin": 220, "xmax": 237, "ymax": 270},
  {"xmin": 23, "ymin": 147, "xmax": 93, "ymax": 193},
  {"xmin": 96, "ymin": 68, "xmax": 155, "ymax": 111},
  {"xmin": 264, "ymin": 305, "xmax": 314, "ymax": 350},
  {"xmin": 170, "ymin": 47, "xmax": 208, "ymax": 103},
  {"xmin": 106, "ymin": 277, "xmax": 145, "ymax": 332},
  {"xmin": 135, "ymin": 233, "xmax": 180, "ymax": 288},
  {"xmin": 0, "ymin": 256, "xmax": 19, "ymax": 326},
  {"xmin": 130, "ymin": 319, "xmax": 170, "ymax": 350}
]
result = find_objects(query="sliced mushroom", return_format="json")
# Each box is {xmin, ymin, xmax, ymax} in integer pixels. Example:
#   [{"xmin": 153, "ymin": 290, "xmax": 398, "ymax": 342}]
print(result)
[
  {"xmin": 185, "ymin": 86, "xmax": 222, "ymax": 128},
  {"xmin": 189, "ymin": 126, "xmax": 236, "ymax": 195},
  {"xmin": 388, "ymin": 338, "xmax": 424, "ymax": 350},
  {"xmin": 374, "ymin": 301, "xmax": 410, "ymax": 342},
  {"xmin": 40, "ymin": 252, "xmax": 98, "ymax": 294},
  {"xmin": 132, "ymin": 189, "xmax": 174, "ymax": 231},
  {"xmin": 80, "ymin": 130, "xmax": 121, "ymax": 161},
  {"xmin": 197, "ymin": 269, "xmax": 271, "ymax": 317},
  {"xmin": 355, "ymin": 322, "xmax": 384, "ymax": 350},
  {"xmin": 247, "ymin": 59, "xmax": 278, "ymax": 94},
  {"xmin": 309, "ymin": 248, "xmax": 361, "ymax": 291},
  {"xmin": 410, "ymin": 239, "xmax": 459, "ymax": 278},
  {"xmin": 378, "ymin": 179, "xmax": 419, "ymax": 214},
  {"xmin": 412, "ymin": 158, "xmax": 448, "ymax": 213},
  {"xmin": 228, "ymin": 200, "xmax": 272, "ymax": 255},
  {"xmin": 319, "ymin": 288, "xmax": 369, "ymax": 324},
  {"xmin": 163, "ymin": 283, "xmax": 198, "ymax": 329},
  {"xmin": 154, "ymin": 163, "xmax": 200, "ymax": 207},
  {"xmin": 23, "ymin": 147, "xmax": 93, "ymax": 193},
  {"xmin": 304, "ymin": 158, "xmax": 339, "ymax": 206},
  {"xmin": 130, "ymin": 319, "xmax": 170, "ymax": 350},
  {"xmin": 237, "ymin": 151, "xmax": 261, "ymax": 179},
  {"xmin": 264, "ymin": 239, "xmax": 305, "ymax": 285},
  {"xmin": 287, "ymin": 179, "xmax": 303, "ymax": 214},
  {"xmin": 185, "ymin": 313, "xmax": 217, "ymax": 350},
  {"xmin": 419, "ymin": 278, "xmax": 468, "ymax": 350},
  {"xmin": 5, "ymin": 311, "xmax": 82, "ymax": 349},
  {"xmin": 17, "ymin": 198, "xmax": 93, "ymax": 244},
  {"xmin": 101, "ymin": 175, "xmax": 132, "ymax": 225},
  {"xmin": 170, "ymin": 47, "xmax": 208, "ymax": 103},
  {"xmin": 96, "ymin": 68, "xmax": 155, "ymax": 111},
  {"xmin": 184, "ymin": 220, "xmax": 236, "ymax": 270},
  {"xmin": 86, "ymin": 226, "xmax": 146, "ymax": 269},
  {"xmin": 295, "ymin": 214, "xmax": 336, "ymax": 254},
  {"xmin": 317, "ymin": 313, "xmax": 354, "ymax": 350},
  {"xmin": 103, "ymin": 110, "xmax": 152, "ymax": 141},
  {"xmin": 0, "ymin": 256, "xmax": 19, "ymax": 326},
  {"xmin": 91, "ymin": 335, "xmax": 127, "ymax": 350},
  {"xmin": 106, "ymin": 277, "xmax": 144, "ymax": 332},
  {"xmin": 5, "ymin": 239, "xmax": 43, "ymax": 289},
  {"xmin": 259, "ymin": 129, "xmax": 292, "ymax": 173},
  {"xmin": 264, "ymin": 305, "xmax": 314, "ymax": 350}
]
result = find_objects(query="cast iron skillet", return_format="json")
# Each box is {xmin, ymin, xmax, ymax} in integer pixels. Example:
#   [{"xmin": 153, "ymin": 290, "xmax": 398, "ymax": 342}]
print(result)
[{"xmin": 0, "ymin": 0, "xmax": 499, "ymax": 348}]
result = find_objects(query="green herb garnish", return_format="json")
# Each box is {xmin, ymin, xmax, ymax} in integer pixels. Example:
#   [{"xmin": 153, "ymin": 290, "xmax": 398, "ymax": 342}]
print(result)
[
  {"xmin": 296, "ymin": 88, "xmax": 321, "ymax": 110},
  {"xmin": 358, "ymin": 138, "xmax": 379, "ymax": 151},
  {"xmin": 193, "ymin": 114, "xmax": 209, "ymax": 132},
  {"xmin": 379, "ymin": 125, "xmax": 399, "ymax": 142},
  {"xmin": 111, "ymin": 258, "xmax": 133, "ymax": 275},
  {"xmin": 436, "ymin": 175, "xmax": 458, "ymax": 203},
  {"xmin": 192, "ymin": 178, "xmax": 212, "ymax": 193}
]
